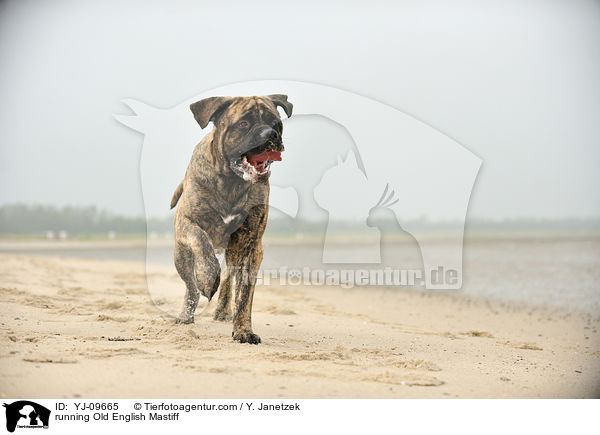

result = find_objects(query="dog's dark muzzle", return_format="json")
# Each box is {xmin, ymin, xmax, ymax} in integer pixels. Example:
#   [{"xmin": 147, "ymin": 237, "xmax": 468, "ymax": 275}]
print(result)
[
  {"xmin": 228, "ymin": 124, "xmax": 285, "ymax": 180},
  {"xmin": 246, "ymin": 125, "xmax": 284, "ymax": 154}
]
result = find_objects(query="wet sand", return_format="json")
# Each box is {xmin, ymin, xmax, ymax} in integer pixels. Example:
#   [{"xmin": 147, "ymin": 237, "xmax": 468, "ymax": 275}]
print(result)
[{"xmin": 1, "ymin": 253, "xmax": 599, "ymax": 398}]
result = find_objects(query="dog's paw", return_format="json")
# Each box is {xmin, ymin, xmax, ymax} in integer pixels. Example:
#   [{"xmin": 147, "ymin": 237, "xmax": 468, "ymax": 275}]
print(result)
[
  {"xmin": 232, "ymin": 330, "xmax": 261, "ymax": 344},
  {"xmin": 213, "ymin": 310, "xmax": 232, "ymax": 322},
  {"xmin": 174, "ymin": 314, "xmax": 194, "ymax": 324}
]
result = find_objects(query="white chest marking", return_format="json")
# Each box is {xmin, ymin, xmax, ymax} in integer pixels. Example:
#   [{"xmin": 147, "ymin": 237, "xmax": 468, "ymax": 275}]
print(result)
[
  {"xmin": 221, "ymin": 214, "xmax": 239, "ymax": 224},
  {"xmin": 215, "ymin": 252, "xmax": 226, "ymax": 268}
]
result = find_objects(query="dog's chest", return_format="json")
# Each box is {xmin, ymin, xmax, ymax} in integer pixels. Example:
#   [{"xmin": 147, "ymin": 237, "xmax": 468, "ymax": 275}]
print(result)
[
  {"xmin": 219, "ymin": 212, "xmax": 246, "ymax": 231},
  {"xmin": 202, "ymin": 209, "xmax": 247, "ymax": 251},
  {"xmin": 196, "ymin": 181, "xmax": 267, "ymax": 249},
  {"xmin": 221, "ymin": 213, "xmax": 241, "ymax": 225}
]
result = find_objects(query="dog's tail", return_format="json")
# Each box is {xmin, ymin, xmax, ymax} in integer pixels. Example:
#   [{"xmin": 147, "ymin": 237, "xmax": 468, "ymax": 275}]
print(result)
[{"xmin": 170, "ymin": 182, "xmax": 184, "ymax": 209}]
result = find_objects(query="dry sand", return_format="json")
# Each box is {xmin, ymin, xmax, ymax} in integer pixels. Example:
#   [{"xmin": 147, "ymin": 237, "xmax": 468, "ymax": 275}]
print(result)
[{"xmin": 0, "ymin": 253, "xmax": 599, "ymax": 398}]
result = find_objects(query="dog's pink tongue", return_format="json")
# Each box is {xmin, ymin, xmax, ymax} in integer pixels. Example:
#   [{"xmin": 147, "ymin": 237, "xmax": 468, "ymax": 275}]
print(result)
[{"xmin": 248, "ymin": 150, "xmax": 282, "ymax": 166}]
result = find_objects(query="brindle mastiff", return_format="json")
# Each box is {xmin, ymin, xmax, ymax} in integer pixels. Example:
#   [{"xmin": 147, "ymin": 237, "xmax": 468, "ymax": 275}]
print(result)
[{"xmin": 170, "ymin": 95, "xmax": 292, "ymax": 344}]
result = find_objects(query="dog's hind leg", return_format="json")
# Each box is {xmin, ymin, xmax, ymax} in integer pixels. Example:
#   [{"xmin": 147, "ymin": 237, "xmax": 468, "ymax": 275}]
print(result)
[
  {"xmin": 174, "ymin": 220, "xmax": 220, "ymax": 324},
  {"xmin": 213, "ymin": 241, "xmax": 241, "ymax": 322},
  {"xmin": 213, "ymin": 267, "xmax": 233, "ymax": 322}
]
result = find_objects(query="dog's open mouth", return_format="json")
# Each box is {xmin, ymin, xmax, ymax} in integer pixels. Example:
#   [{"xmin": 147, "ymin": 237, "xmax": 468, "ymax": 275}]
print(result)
[{"xmin": 232, "ymin": 149, "xmax": 282, "ymax": 180}]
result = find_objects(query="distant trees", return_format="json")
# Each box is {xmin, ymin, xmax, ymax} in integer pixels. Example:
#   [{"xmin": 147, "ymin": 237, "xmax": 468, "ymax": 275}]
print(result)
[
  {"xmin": 0, "ymin": 203, "xmax": 598, "ymax": 237},
  {"xmin": 0, "ymin": 203, "xmax": 172, "ymax": 235}
]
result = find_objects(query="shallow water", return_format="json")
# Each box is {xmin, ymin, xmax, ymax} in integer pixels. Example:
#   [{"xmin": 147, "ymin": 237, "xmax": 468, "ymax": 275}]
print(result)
[{"xmin": 2, "ymin": 235, "xmax": 599, "ymax": 314}]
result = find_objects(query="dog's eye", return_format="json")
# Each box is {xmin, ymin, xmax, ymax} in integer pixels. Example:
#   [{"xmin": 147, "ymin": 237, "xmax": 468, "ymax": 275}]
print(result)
[{"xmin": 238, "ymin": 120, "xmax": 249, "ymax": 128}]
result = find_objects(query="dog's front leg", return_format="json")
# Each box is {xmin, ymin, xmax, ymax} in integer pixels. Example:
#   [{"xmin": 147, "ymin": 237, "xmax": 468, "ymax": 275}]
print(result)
[
  {"xmin": 231, "ymin": 240, "xmax": 263, "ymax": 344},
  {"xmin": 174, "ymin": 218, "xmax": 220, "ymax": 324},
  {"xmin": 228, "ymin": 207, "xmax": 266, "ymax": 344}
]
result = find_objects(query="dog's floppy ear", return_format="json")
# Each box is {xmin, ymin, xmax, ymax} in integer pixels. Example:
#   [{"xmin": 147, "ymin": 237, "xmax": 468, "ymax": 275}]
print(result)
[
  {"xmin": 190, "ymin": 96, "xmax": 234, "ymax": 129},
  {"xmin": 266, "ymin": 94, "xmax": 293, "ymax": 118}
]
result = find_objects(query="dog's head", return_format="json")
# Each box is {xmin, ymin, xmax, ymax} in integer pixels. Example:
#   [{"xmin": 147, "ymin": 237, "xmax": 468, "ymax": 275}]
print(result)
[{"xmin": 190, "ymin": 95, "xmax": 292, "ymax": 182}]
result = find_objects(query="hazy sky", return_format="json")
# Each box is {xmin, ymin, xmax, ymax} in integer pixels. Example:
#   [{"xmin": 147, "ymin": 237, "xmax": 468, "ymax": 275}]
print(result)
[{"xmin": 1, "ymin": 0, "xmax": 599, "ymax": 219}]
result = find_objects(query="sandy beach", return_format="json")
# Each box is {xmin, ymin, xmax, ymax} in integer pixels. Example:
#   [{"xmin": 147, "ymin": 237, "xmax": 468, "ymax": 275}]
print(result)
[{"xmin": 1, "ymin": 251, "xmax": 599, "ymax": 399}]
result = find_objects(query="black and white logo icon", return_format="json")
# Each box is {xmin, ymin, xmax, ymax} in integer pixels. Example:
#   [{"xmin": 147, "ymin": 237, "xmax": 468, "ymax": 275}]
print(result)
[{"xmin": 3, "ymin": 401, "xmax": 50, "ymax": 433}]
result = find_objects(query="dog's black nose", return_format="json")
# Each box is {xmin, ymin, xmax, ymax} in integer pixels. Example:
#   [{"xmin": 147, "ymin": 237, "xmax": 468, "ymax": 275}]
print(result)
[
  {"xmin": 256, "ymin": 126, "xmax": 279, "ymax": 143},
  {"xmin": 258, "ymin": 126, "xmax": 274, "ymax": 140}
]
